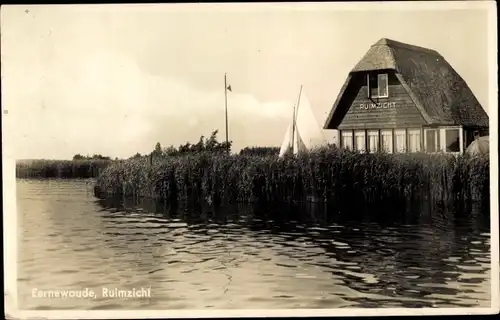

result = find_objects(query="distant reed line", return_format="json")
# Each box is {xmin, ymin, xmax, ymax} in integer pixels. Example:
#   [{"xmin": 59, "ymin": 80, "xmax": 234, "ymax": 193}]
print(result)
[
  {"xmin": 15, "ymin": 159, "xmax": 113, "ymax": 179},
  {"xmin": 93, "ymin": 146, "xmax": 490, "ymax": 208}
]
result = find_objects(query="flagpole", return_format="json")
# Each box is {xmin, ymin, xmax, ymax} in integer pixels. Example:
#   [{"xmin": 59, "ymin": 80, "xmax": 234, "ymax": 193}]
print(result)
[
  {"xmin": 224, "ymin": 73, "xmax": 229, "ymax": 153},
  {"xmin": 291, "ymin": 104, "xmax": 296, "ymax": 154}
]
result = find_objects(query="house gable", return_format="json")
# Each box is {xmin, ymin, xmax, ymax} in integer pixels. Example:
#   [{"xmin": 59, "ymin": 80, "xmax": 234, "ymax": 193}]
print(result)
[
  {"xmin": 324, "ymin": 38, "xmax": 489, "ymax": 130},
  {"xmin": 334, "ymin": 71, "xmax": 427, "ymax": 130}
]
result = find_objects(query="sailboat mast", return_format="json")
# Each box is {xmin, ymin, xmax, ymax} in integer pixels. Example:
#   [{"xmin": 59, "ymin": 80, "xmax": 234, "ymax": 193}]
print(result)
[
  {"xmin": 224, "ymin": 73, "xmax": 229, "ymax": 153},
  {"xmin": 291, "ymin": 85, "xmax": 303, "ymax": 153}
]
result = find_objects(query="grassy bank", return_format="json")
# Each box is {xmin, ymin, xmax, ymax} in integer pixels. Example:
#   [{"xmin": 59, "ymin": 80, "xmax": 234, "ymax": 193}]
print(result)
[
  {"xmin": 16, "ymin": 159, "xmax": 114, "ymax": 179},
  {"xmin": 93, "ymin": 146, "xmax": 490, "ymax": 208}
]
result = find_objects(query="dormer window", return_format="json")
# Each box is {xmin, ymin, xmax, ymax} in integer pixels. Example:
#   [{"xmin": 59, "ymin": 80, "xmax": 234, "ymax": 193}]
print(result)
[{"xmin": 367, "ymin": 73, "xmax": 389, "ymax": 98}]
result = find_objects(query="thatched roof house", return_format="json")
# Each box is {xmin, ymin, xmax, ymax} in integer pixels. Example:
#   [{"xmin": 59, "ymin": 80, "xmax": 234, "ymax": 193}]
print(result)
[{"xmin": 323, "ymin": 38, "xmax": 489, "ymax": 154}]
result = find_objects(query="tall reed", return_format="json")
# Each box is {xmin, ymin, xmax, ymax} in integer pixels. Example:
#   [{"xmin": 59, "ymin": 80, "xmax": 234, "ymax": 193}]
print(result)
[
  {"xmin": 94, "ymin": 146, "xmax": 489, "ymax": 209},
  {"xmin": 16, "ymin": 159, "xmax": 113, "ymax": 179}
]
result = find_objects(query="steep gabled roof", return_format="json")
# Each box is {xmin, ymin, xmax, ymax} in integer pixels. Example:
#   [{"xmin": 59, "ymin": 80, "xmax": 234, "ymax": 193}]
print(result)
[{"xmin": 324, "ymin": 38, "xmax": 489, "ymax": 129}]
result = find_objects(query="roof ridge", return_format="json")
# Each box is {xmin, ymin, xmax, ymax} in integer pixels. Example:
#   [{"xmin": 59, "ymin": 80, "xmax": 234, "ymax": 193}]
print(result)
[{"xmin": 373, "ymin": 38, "xmax": 440, "ymax": 56}]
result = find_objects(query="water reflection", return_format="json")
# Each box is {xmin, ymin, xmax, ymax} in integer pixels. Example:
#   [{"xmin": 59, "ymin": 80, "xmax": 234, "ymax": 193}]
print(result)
[{"xmin": 17, "ymin": 179, "xmax": 490, "ymax": 310}]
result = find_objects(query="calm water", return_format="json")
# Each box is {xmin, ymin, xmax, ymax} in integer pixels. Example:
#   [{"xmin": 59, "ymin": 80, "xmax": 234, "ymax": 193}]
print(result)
[{"xmin": 16, "ymin": 179, "xmax": 491, "ymax": 310}]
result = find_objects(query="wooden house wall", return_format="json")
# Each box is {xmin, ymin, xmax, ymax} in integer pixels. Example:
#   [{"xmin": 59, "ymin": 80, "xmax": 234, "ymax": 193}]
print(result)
[{"xmin": 337, "ymin": 71, "xmax": 426, "ymax": 130}]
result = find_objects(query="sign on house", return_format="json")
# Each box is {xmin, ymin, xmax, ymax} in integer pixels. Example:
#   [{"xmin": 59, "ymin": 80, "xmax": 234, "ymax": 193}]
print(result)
[{"xmin": 359, "ymin": 102, "xmax": 396, "ymax": 110}]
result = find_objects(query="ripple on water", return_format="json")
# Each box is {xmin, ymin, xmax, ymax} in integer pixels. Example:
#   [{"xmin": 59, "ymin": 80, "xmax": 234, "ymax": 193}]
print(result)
[{"xmin": 16, "ymin": 179, "xmax": 492, "ymax": 310}]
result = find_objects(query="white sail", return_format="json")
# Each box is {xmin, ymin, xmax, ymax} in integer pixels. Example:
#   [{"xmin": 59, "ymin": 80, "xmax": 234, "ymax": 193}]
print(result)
[
  {"xmin": 295, "ymin": 92, "xmax": 327, "ymax": 150},
  {"xmin": 279, "ymin": 89, "xmax": 327, "ymax": 157},
  {"xmin": 279, "ymin": 123, "xmax": 292, "ymax": 157}
]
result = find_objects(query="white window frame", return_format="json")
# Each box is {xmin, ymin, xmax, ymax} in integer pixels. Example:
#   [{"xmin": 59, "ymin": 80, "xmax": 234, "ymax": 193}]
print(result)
[
  {"xmin": 366, "ymin": 73, "xmax": 389, "ymax": 99},
  {"xmin": 380, "ymin": 129, "xmax": 393, "ymax": 154},
  {"xmin": 407, "ymin": 128, "xmax": 421, "ymax": 153},
  {"xmin": 440, "ymin": 126, "xmax": 463, "ymax": 154},
  {"xmin": 341, "ymin": 131, "xmax": 353, "ymax": 150},
  {"xmin": 354, "ymin": 130, "xmax": 366, "ymax": 153},
  {"xmin": 394, "ymin": 129, "xmax": 406, "ymax": 153},
  {"xmin": 424, "ymin": 126, "xmax": 463, "ymax": 154},
  {"xmin": 367, "ymin": 130, "xmax": 379, "ymax": 154}
]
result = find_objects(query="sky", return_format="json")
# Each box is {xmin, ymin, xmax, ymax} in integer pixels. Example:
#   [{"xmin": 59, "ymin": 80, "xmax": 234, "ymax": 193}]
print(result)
[{"xmin": 1, "ymin": 2, "xmax": 495, "ymax": 160}]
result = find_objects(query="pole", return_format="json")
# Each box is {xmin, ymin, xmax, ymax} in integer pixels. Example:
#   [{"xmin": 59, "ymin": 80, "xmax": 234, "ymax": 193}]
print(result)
[
  {"xmin": 291, "ymin": 104, "xmax": 296, "ymax": 154},
  {"xmin": 224, "ymin": 73, "xmax": 229, "ymax": 153},
  {"xmin": 291, "ymin": 85, "xmax": 303, "ymax": 153}
]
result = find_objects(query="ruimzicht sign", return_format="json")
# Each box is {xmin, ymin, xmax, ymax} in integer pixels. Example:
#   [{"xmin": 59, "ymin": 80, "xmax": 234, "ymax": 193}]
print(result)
[{"xmin": 359, "ymin": 102, "xmax": 396, "ymax": 110}]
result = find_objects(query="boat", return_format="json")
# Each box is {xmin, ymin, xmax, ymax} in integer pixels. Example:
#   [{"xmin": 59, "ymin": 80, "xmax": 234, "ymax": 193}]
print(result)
[{"xmin": 279, "ymin": 85, "xmax": 327, "ymax": 157}]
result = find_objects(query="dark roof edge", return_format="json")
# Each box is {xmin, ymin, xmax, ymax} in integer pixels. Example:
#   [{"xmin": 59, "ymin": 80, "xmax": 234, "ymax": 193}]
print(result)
[
  {"xmin": 323, "ymin": 74, "xmax": 352, "ymax": 129},
  {"xmin": 348, "ymin": 67, "xmax": 397, "ymax": 75}
]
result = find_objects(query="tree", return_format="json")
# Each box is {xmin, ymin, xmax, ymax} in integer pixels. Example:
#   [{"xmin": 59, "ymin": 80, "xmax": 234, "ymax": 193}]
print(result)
[
  {"xmin": 164, "ymin": 146, "xmax": 177, "ymax": 156},
  {"xmin": 205, "ymin": 130, "xmax": 219, "ymax": 151},
  {"xmin": 153, "ymin": 142, "xmax": 163, "ymax": 157},
  {"xmin": 91, "ymin": 154, "xmax": 111, "ymax": 160},
  {"xmin": 135, "ymin": 129, "xmax": 233, "ymax": 159},
  {"xmin": 73, "ymin": 153, "xmax": 111, "ymax": 160},
  {"xmin": 155, "ymin": 142, "xmax": 162, "ymax": 152}
]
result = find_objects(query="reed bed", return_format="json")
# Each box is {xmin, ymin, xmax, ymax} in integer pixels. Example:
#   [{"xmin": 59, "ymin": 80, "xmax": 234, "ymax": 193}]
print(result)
[
  {"xmin": 239, "ymin": 146, "xmax": 280, "ymax": 157},
  {"xmin": 16, "ymin": 159, "xmax": 114, "ymax": 179},
  {"xmin": 94, "ymin": 146, "xmax": 489, "ymax": 209}
]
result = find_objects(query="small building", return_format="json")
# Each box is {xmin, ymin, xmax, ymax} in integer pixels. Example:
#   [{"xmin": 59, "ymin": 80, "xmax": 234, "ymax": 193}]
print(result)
[{"xmin": 323, "ymin": 38, "xmax": 489, "ymax": 154}]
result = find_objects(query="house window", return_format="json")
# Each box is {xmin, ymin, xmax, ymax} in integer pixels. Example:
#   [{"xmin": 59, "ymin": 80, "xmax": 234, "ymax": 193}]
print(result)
[
  {"xmin": 367, "ymin": 73, "xmax": 389, "ymax": 98},
  {"xmin": 408, "ymin": 129, "xmax": 421, "ymax": 153},
  {"xmin": 341, "ymin": 131, "xmax": 353, "ymax": 150},
  {"xmin": 394, "ymin": 129, "xmax": 406, "ymax": 153},
  {"xmin": 377, "ymin": 74, "xmax": 389, "ymax": 98},
  {"xmin": 444, "ymin": 128, "xmax": 460, "ymax": 153},
  {"xmin": 354, "ymin": 130, "xmax": 366, "ymax": 152},
  {"xmin": 380, "ymin": 130, "xmax": 393, "ymax": 153},
  {"xmin": 425, "ymin": 129, "xmax": 439, "ymax": 153},
  {"xmin": 367, "ymin": 130, "xmax": 379, "ymax": 153}
]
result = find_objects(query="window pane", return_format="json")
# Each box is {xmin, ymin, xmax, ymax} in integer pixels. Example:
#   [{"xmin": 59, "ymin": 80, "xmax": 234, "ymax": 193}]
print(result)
[
  {"xmin": 342, "ymin": 132, "xmax": 352, "ymax": 150},
  {"xmin": 366, "ymin": 74, "xmax": 370, "ymax": 98},
  {"xmin": 369, "ymin": 138, "xmax": 378, "ymax": 153},
  {"xmin": 343, "ymin": 137, "xmax": 352, "ymax": 150},
  {"xmin": 425, "ymin": 130, "xmax": 437, "ymax": 152},
  {"xmin": 378, "ymin": 74, "xmax": 388, "ymax": 97},
  {"xmin": 381, "ymin": 130, "xmax": 393, "ymax": 153},
  {"xmin": 395, "ymin": 130, "xmax": 406, "ymax": 153},
  {"xmin": 369, "ymin": 74, "xmax": 378, "ymax": 97},
  {"xmin": 445, "ymin": 129, "xmax": 460, "ymax": 152},
  {"xmin": 368, "ymin": 131, "xmax": 379, "ymax": 153},
  {"xmin": 409, "ymin": 135, "xmax": 415, "ymax": 152},
  {"xmin": 414, "ymin": 134, "xmax": 421, "ymax": 152},
  {"xmin": 408, "ymin": 129, "xmax": 421, "ymax": 152},
  {"xmin": 354, "ymin": 131, "xmax": 365, "ymax": 152}
]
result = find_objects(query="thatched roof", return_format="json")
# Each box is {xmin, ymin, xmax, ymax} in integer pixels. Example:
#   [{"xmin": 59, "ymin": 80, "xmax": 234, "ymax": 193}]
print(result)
[{"xmin": 324, "ymin": 38, "xmax": 489, "ymax": 129}]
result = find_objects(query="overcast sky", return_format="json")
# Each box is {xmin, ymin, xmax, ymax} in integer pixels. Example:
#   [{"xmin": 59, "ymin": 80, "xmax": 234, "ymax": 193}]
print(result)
[{"xmin": 1, "ymin": 2, "xmax": 495, "ymax": 160}]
